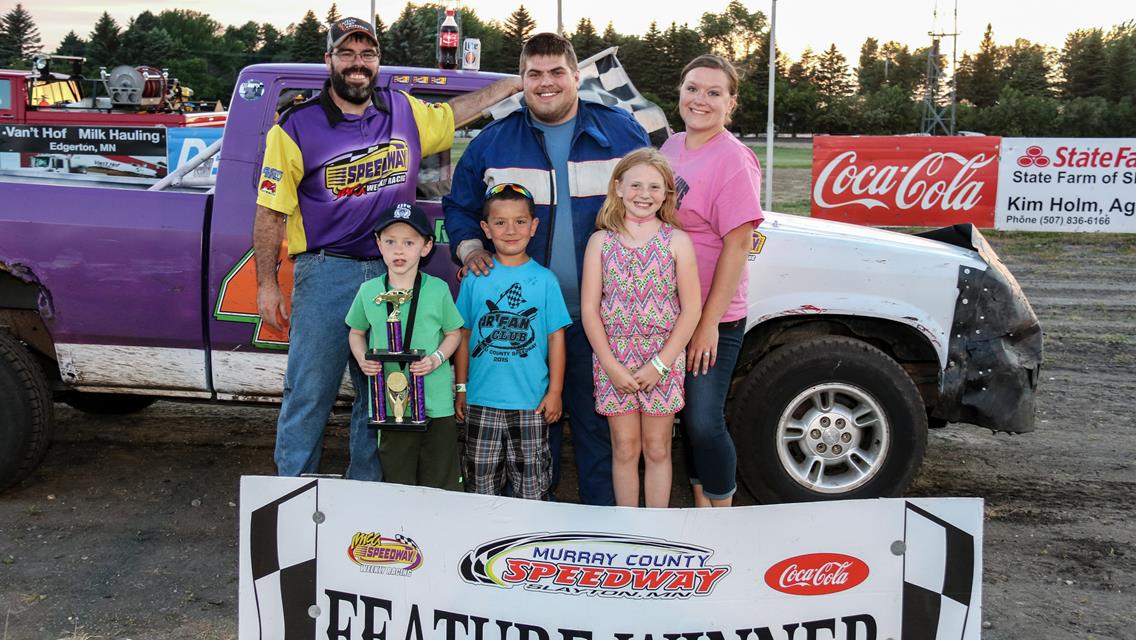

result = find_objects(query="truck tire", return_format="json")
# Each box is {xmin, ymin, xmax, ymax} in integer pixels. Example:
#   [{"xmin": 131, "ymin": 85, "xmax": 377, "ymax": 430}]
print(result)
[
  {"xmin": 0, "ymin": 331, "xmax": 55, "ymax": 489},
  {"xmin": 65, "ymin": 393, "xmax": 157, "ymax": 415},
  {"xmin": 730, "ymin": 336, "xmax": 927, "ymax": 503}
]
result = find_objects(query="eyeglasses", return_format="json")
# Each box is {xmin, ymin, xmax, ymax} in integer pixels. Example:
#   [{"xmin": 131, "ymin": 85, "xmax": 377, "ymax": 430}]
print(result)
[
  {"xmin": 333, "ymin": 49, "xmax": 379, "ymax": 63},
  {"xmin": 484, "ymin": 183, "xmax": 534, "ymax": 200}
]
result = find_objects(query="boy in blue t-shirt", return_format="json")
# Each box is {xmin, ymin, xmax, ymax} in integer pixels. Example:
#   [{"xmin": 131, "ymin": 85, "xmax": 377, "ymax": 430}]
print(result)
[{"xmin": 455, "ymin": 183, "xmax": 571, "ymax": 500}]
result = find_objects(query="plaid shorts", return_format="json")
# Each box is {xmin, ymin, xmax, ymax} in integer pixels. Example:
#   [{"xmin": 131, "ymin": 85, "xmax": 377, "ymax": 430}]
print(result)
[{"xmin": 464, "ymin": 405, "xmax": 551, "ymax": 500}]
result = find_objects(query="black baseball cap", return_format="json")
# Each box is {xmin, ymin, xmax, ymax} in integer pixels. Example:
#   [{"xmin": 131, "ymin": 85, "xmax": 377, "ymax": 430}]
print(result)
[
  {"xmin": 373, "ymin": 203, "xmax": 433, "ymax": 240},
  {"xmin": 327, "ymin": 17, "xmax": 379, "ymax": 52}
]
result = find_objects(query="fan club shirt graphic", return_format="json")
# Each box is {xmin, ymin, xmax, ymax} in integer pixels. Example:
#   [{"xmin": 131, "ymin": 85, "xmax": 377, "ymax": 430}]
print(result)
[{"xmin": 456, "ymin": 260, "xmax": 571, "ymax": 410}]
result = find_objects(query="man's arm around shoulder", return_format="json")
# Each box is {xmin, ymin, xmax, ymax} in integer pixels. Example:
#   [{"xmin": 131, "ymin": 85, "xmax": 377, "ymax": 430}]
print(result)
[{"xmin": 448, "ymin": 77, "xmax": 522, "ymax": 129}]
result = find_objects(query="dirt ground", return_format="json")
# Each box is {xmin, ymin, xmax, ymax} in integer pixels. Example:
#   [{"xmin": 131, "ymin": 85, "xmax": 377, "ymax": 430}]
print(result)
[{"xmin": 2, "ymin": 221, "xmax": 1134, "ymax": 639}]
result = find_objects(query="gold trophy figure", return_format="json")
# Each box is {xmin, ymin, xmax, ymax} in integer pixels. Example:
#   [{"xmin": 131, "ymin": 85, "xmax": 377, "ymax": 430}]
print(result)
[
  {"xmin": 386, "ymin": 371, "xmax": 410, "ymax": 423},
  {"xmin": 374, "ymin": 289, "xmax": 414, "ymax": 353}
]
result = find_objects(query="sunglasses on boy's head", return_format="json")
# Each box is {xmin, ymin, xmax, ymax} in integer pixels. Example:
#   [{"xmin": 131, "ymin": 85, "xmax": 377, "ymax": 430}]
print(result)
[{"xmin": 484, "ymin": 182, "xmax": 534, "ymax": 200}]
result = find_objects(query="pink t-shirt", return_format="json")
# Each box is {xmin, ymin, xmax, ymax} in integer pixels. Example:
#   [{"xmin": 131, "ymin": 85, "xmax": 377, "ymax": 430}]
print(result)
[{"xmin": 661, "ymin": 130, "xmax": 763, "ymax": 322}]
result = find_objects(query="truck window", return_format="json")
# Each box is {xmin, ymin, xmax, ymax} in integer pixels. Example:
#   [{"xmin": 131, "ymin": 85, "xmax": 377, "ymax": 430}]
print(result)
[
  {"xmin": 412, "ymin": 91, "xmax": 490, "ymax": 202},
  {"xmin": 0, "ymin": 80, "xmax": 10, "ymax": 110}
]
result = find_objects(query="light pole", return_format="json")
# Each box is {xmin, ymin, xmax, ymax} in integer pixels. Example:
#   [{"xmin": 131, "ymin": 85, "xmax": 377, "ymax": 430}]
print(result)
[{"xmin": 765, "ymin": 0, "xmax": 776, "ymax": 213}]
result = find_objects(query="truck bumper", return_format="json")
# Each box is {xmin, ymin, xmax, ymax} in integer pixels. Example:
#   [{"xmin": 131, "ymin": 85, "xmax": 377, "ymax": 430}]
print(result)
[{"xmin": 918, "ymin": 225, "xmax": 1043, "ymax": 433}]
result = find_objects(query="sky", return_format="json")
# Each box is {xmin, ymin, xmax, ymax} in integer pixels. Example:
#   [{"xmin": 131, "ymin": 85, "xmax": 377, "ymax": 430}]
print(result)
[{"xmin": 13, "ymin": 0, "xmax": 1136, "ymax": 65}]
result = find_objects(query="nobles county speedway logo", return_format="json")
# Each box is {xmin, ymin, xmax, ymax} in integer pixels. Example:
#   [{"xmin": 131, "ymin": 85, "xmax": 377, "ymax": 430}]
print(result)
[{"xmin": 459, "ymin": 532, "xmax": 730, "ymax": 599}]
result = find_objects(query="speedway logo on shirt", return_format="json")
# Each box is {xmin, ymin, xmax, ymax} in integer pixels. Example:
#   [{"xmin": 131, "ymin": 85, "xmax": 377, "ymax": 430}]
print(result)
[
  {"xmin": 459, "ymin": 532, "xmax": 731, "ymax": 600},
  {"xmin": 324, "ymin": 139, "xmax": 411, "ymax": 198}
]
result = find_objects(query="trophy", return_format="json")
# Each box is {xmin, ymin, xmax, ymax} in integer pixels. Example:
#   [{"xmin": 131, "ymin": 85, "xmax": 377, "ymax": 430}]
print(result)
[{"xmin": 365, "ymin": 288, "xmax": 429, "ymax": 432}]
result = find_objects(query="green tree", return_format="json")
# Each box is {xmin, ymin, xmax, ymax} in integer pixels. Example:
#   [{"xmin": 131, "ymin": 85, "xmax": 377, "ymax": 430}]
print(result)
[
  {"xmin": 85, "ymin": 12, "xmax": 122, "ymax": 70},
  {"xmin": 698, "ymin": 0, "xmax": 764, "ymax": 60},
  {"xmin": 955, "ymin": 24, "xmax": 1002, "ymax": 107},
  {"xmin": 967, "ymin": 87, "xmax": 1060, "ymax": 136},
  {"xmin": 453, "ymin": 7, "xmax": 506, "ymax": 72},
  {"xmin": 291, "ymin": 10, "xmax": 326, "ymax": 63},
  {"xmin": 382, "ymin": 4, "xmax": 432, "ymax": 67},
  {"xmin": 1001, "ymin": 39, "xmax": 1051, "ymax": 98},
  {"xmin": 856, "ymin": 84, "xmax": 919, "ymax": 133},
  {"xmin": 1060, "ymin": 28, "xmax": 1108, "ymax": 99},
  {"xmin": 1104, "ymin": 22, "xmax": 1136, "ymax": 102},
  {"xmin": 856, "ymin": 38, "xmax": 884, "ymax": 94},
  {"xmin": 54, "ymin": 31, "xmax": 87, "ymax": 58},
  {"xmin": 500, "ymin": 5, "xmax": 536, "ymax": 71},
  {"xmin": 602, "ymin": 22, "xmax": 621, "ymax": 49},
  {"xmin": 327, "ymin": 3, "xmax": 342, "ymax": 25},
  {"xmin": 260, "ymin": 23, "xmax": 289, "ymax": 61},
  {"xmin": 813, "ymin": 44, "xmax": 853, "ymax": 100},
  {"xmin": 0, "ymin": 3, "xmax": 42, "ymax": 65},
  {"xmin": 121, "ymin": 12, "xmax": 176, "ymax": 66},
  {"xmin": 570, "ymin": 18, "xmax": 602, "ymax": 59},
  {"xmin": 1057, "ymin": 95, "xmax": 1113, "ymax": 135}
]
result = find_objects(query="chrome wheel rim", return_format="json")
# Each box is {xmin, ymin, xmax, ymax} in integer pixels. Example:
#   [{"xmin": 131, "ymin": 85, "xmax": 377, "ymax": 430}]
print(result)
[{"xmin": 775, "ymin": 383, "xmax": 890, "ymax": 494}]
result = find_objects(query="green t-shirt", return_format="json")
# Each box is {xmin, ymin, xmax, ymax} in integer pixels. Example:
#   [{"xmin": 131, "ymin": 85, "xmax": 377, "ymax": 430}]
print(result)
[{"xmin": 345, "ymin": 273, "xmax": 464, "ymax": 418}]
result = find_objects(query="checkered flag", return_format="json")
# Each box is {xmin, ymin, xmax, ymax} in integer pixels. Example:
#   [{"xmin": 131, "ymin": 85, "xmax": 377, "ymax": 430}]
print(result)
[
  {"xmin": 902, "ymin": 502, "xmax": 979, "ymax": 640},
  {"xmin": 487, "ymin": 47, "xmax": 671, "ymax": 147},
  {"xmin": 248, "ymin": 480, "xmax": 319, "ymax": 640},
  {"xmin": 503, "ymin": 283, "xmax": 526, "ymax": 309}
]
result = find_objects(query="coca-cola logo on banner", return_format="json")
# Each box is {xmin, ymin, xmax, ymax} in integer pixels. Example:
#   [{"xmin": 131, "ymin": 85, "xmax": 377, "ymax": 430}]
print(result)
[
  {"xmin": 811, "ymin": 136, "xmax": 1002, "ymax": 228},
  {"xmin": 763, "ymin": 553, "xmax": 869, "ymax": 596}
]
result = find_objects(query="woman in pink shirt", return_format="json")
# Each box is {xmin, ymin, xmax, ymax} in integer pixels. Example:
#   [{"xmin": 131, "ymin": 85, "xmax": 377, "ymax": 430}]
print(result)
[{"xmin": 660, "ymin": 55, "xmax": 763, "ymax": 507}]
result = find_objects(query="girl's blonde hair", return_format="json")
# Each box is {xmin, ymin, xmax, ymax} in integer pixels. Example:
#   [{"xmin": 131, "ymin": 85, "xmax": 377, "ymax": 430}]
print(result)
[{"xmin": 594, "ymin": 148, "xmax": 680, "ymax": 235}]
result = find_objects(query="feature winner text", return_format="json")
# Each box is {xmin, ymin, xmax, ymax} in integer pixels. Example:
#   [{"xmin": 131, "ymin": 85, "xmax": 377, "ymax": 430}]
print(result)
[{"xmin": 323, "ymin": 592, "xmax": 881, "ymax": 640}]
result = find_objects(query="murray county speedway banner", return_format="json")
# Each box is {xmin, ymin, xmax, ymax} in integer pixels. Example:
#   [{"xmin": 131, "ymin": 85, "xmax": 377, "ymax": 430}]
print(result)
[
  {"xmin": 811, "ymin": 135, "xmax": 1001, "ymax": 228},
  {"xmin": 996, "ymin": 138, "xmax": 1136, "ymax": 232},
  {"xmin": 239, "ymin": 477, "xmax": 983, "ymax": 640}
]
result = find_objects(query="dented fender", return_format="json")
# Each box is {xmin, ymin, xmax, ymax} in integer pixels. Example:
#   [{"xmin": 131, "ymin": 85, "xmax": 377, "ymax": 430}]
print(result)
[{"xmin": 920, "ymin": 225, "xmax": 1043, "ymax": 433}]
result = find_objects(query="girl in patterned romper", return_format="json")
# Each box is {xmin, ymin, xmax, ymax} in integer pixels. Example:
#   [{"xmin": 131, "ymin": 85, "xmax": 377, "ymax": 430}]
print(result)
[{"xmin": 581, "ymin": 148, "xmax": 702, "ymax": 508}]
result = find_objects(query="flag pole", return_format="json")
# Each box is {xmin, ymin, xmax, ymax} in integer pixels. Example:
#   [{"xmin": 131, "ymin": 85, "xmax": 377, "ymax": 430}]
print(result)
[{"xmin": 765, "ymin": 0, "xmax": 777, "ymax": 213}]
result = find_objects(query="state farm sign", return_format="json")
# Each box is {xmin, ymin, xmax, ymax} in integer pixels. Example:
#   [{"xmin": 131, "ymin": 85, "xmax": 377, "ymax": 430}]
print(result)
[
  {"xmin": 764, "ymin": 553, "xmax": 870, "ymax": 596},
  {"xmin": 812, "ymin": 136, "xmax": 1002, "ymax": 227}
]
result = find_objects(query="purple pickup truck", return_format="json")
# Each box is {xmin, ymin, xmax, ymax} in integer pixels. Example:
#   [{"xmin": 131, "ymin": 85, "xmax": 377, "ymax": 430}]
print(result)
[{"xmin": 0, "ymin": 62, "xmax": 1041, "ymax": 502}]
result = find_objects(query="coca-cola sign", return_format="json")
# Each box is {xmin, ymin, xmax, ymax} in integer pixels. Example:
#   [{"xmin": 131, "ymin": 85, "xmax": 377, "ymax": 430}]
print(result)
[
  {"xmin": 763, "ymin": 553, "xmax": 869, "ymax": 596},
  {"xmin": 812, "ymin": 136, "xmax": 1002, "ymax": 228}
]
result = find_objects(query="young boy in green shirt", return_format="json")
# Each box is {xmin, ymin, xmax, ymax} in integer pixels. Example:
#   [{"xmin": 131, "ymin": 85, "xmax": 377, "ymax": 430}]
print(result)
[{"xmin": 346, "ymin": 203, "xmax": 464, "ymax": 489}]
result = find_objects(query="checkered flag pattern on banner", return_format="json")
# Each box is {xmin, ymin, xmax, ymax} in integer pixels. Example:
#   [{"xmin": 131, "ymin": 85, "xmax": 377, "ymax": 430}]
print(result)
[
  {"xmin": 503, "ymin": 283, "xmax": 526, "ymax": 309},
  {"xmin": 487, "ymin": 47, "xmax": 672, "ymax": 147},
  {"xmin": 902, "ymin": 502, "xmax": 979, "ymax": 640},
  {"xmin": 248, "ymin": 480, "xmax": 319, "ymax": 640}
]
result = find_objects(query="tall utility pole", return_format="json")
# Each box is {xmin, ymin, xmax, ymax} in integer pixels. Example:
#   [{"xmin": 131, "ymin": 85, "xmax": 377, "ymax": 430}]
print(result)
[
  {"xmin": 765, "ymin": 0, "xmax": 776, "ymax": 212},
  {"xmin": 557, "ymin": 0, "xmax": 563, "ymax": 35},
  {"xmin": 921, "ymin": 0, "xmax": 958, "ymax": 135}
]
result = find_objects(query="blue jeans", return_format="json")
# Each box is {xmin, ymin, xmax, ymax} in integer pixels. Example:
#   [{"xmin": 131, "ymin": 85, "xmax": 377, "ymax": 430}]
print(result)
[
  {"xmin": 553, "ymin": 321, "xmax": 615, "ymax": 505},
  {"xmin": 679, "ymin": 319, "xmax": 745, "ymax": 500},
  {"xmin": 275, "ymin": 253, "xmax": 386, "ymax": 481}
]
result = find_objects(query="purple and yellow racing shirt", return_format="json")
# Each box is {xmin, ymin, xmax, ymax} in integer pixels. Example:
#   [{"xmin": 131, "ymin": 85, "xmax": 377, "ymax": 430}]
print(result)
[{"xmin": 256, "ymin": 83, "xmax": 453, "ymax": 257}]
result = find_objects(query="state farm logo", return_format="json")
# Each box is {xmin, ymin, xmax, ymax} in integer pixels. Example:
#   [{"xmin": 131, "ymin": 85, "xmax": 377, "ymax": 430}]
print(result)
[
  {"xmin": 764, "ymin": 553, "xmax": 869, "ymax": 596},
  {"xmin": 1017, "ymin": 145, "xmax": 1051, "ymax": 167},
  {"xmin": 813, "ymin": 150, "xmax": 996, "ymax": 212}
]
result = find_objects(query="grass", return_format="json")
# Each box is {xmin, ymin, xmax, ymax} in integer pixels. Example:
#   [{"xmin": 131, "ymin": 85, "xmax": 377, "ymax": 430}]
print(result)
[{"xmin": 744, "ymin": 144, "xmax": 813, "ymax": 169}]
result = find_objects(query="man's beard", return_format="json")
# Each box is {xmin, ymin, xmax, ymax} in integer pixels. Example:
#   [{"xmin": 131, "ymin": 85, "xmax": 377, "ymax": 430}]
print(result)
[{"xmin": 330, "ymin": 66, "xmax": 375, "ymax": 105}]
